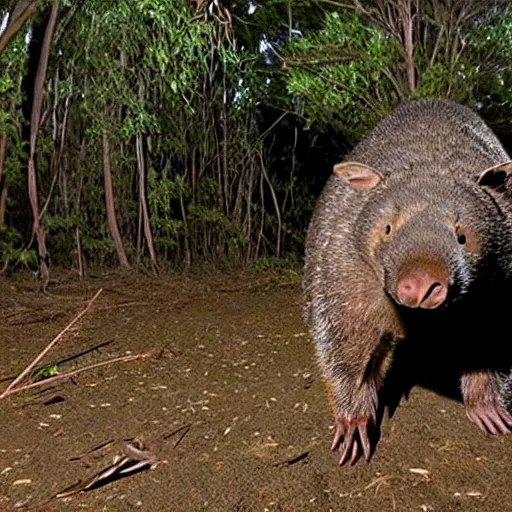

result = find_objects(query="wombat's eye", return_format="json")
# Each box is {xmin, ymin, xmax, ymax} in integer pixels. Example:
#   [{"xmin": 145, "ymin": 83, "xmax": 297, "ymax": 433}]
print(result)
[
  {"xmin": 456, "ymin": 229, "xmax": 466, "ymax": 245},
  {"xmin": 384, "ymin": 224, "xmax": 392, "ymax": 235}
]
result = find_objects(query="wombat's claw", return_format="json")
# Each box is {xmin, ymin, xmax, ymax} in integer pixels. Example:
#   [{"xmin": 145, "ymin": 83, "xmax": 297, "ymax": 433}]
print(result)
[
  {"xmin": 331, "ymin": 416, "xmax": 371, "ymax": 466},
  {"xmin": 466, "ymin": 403, "xmax": 512, "ymax": 435}
]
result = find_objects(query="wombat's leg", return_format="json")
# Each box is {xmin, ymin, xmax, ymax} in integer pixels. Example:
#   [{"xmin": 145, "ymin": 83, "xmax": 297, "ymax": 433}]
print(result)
[
  {"xmin": 307, "ymin": 268, "xmax": 404, "ymax": 466},
  {"xmin": 320, "ymin": 329, "xmax": 399, "ymax": 466},
  {"xmin": 461, "ymin": 371, "xmax": 512, "ymax": 435},
  {"xmin": 327, "ymin": 376, "xmax": 379, "ymax": 466}
]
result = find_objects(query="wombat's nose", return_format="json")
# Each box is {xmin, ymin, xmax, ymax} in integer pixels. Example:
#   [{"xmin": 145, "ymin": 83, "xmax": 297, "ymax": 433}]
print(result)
[{"xmin": 396, "ymin": 270, "xmax": 448, "ymax": 309}]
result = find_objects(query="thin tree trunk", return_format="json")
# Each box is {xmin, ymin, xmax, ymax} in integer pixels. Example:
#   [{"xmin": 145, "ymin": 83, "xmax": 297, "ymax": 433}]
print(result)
[
  {"xmin": 39, "ymin": 70, "xmax": 60, "ymax": 221},
  {"xmin": 28, "ymin": 0, "xmax": 59, "ymax": 290},
  {"xmin": 179, "ymin": 186, "xmax": 191, "ymax": 269},
  {"xmin": 102, "ymin": 127, "xmax": 130, "ymax": 268},
  {"xmin": 281, "ymin": 126, "xmax": 298, "ymax": 218},
  {"xmin": 0, "ymin": 0, "xmax": 42, "ymax": 57},
  {"xmin": 136, "ymin": 185, "xmax": 143, "ymax": 265},
  {"xmin": 401, "ymin": 0, "xmax": 415, "ymax": 93},
  {"xmin": 135, "ymin": 132, "xmax": 158, "ymax": 272},
  {"xmin": 191, "ymin": 146, "xmax": 197, "ymax": 202},
  {"xmin": 255, "ymin": 172, "xmax": 265, "ymax": 260},
  {"xmin": 75, "ymin": 138, "xmax": 86, "ymax": 277},
  {"xmin": 259, "ymin": 152, "xmax": 282, "ymax": 258},
  {"xmin": 0, "ymin": 134, "xmax": 7, "ymax": 225},
  {"xmin": 57, "ymin": 81, "xmax": 72, "ymax": 215},
  {"xmin": 221, "ymin": 62, "xmax": 230, "ymax": 217},
  {"xmin": 0, "ymin": 183, "xmax": 7, "ymax": 226},
  {"xmin": 75, "ymin": 226, "xmax": 83, "ymax": 278},
  {"xmin": 244, "ymin": 154, "xmax": 255, "ymax": 264},
  {"xmin": 280, "ymin": 126, "xmax": 298, "ymax": 254}
]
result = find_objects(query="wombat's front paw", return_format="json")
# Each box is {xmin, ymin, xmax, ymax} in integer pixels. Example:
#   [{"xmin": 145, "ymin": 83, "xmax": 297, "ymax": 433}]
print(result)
[
  {"xmin": 331, "ymin": 414, "xmax": 372, "ymax": 466},
  {"xmin": 465, "ymin": 402, "xmax": 512, "ymax": 435}
]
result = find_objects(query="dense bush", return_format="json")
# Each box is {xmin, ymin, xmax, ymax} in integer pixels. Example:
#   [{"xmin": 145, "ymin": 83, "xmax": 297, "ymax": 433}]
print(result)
[{"xmin": 1, "ymin": 0, "xmax": 512, "ymax": 279}]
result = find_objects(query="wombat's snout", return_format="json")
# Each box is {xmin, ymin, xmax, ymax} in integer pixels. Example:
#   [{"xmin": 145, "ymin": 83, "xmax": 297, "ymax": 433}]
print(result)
[{"xmin": 396, "ymin": 269, "xmax": 448, "ymax": 309}]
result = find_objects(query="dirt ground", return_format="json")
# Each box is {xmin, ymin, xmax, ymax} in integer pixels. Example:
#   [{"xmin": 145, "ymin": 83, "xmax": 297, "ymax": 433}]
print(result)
[{"xmin": 1, "ymin": 269, "xmax": 511, "ymax": 512}]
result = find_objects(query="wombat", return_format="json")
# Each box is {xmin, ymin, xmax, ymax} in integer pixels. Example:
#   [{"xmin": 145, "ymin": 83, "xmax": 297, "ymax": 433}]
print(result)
[{"xmin": 303, "ymin": 98, "xmax": 512, "ymax": 466}]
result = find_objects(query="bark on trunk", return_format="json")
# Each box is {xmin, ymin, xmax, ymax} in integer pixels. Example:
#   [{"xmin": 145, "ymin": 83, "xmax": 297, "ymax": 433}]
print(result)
[
  {"xmin": 0, "ymin": 0, "xmax": 42, "ymax": 57},
  {"xmin": 401, "ymin": 0, "xmax": 416, "ymax": 93},
  {"xmin": 0, "ymin": 134, "xmax": 7, "ymax": 225},
  {"xmin": 102, "ymin": 128, "xmax": 130, "ymax": 268},
  {"xmin": 135, "ymin": 133, "xmax": 158, "ymax": 272}
]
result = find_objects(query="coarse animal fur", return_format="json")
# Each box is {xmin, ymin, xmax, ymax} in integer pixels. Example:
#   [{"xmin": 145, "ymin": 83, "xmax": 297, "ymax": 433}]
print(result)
[{"xmin": 303, "ymin": 98, "xmax": 512, "ymax": 466}]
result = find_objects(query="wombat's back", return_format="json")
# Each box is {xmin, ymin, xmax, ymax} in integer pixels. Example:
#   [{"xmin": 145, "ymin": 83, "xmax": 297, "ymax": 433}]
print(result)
[{"xmin": 348, "ymin": 99, "xmax": 509, "ymax": 176}]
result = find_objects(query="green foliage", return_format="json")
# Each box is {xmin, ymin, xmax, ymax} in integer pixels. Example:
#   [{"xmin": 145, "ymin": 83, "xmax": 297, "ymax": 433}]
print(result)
[
  {"xmin": 280, "ymin": 4, "xmax": 512, "ymax": 141},
  {"xmin": 0, "ymin": 225, "xmax": 37, "ymax": 268},
  {"xmin": 0, "ymin": 15, "xmax": 31, "ymax": 261},
  {"xmin": 464, "ymin": 9, "xmax": 512, "ymax": 127},
  {"xmin": 249, "ymin": 255, "xmax": 303, "ymax": 284},
  {"xmin": 4, "ymin": 0, "xmax": 512, "ymax": 275},
  {"xmin": 283, "ymin": 11, "xmax": 400, "ymax": 139},
  {"xmin": 38, "ymin": 0, "xmax": 280, "ymax": 268}
]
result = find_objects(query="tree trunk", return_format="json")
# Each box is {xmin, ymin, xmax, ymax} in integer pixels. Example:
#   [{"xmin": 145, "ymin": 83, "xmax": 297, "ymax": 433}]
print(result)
[
  {"xmin": 102, "ymin": 127, "xmax": 130, "ymax": 268},
  {"xmin": 0, "ymin": 134, "xmax": 7, "ymax": 225},
  {"xmin": 0, "ymin": 0, "xmax": 42, "ymax": 57},
  {"xmin": 400, "ymin": 0, "xmax": 416, "ymax": 93},
  {"xmin": 135, "ymin": 132, "xmax": 158, "ymax": 272},
  {"xmin": 28, "ymin": 0, "xmax": 59, "ymax": 290},
  {"xmin": 221, "ymin": 62, "xmax": 230, "ymax": 217},
  {"xmin": 260, "ymin": 152, "xmax": 281, "ymax": 258},
  {"xmin": 179, "ymin": 186, "xmax": 191, "ymax": 269},
  {"xmin": 75, "ymin": 137, "xmax": 86, "ymax": 277}
]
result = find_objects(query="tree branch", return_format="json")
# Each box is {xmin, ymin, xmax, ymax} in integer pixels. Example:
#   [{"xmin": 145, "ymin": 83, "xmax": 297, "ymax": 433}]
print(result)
[{"xmin": 0, "ymin": 0, "xmax": 42, "ymax": 57}]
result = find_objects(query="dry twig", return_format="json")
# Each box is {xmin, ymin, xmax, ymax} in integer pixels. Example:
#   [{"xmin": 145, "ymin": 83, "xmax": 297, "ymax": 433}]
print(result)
[
  {"xmin": 0, "ymin": 352, "xmax": 152, "ymax": 400},
  {"xmin": 0, "ymin": 289, "xmax": 103, "ymax": 399}
]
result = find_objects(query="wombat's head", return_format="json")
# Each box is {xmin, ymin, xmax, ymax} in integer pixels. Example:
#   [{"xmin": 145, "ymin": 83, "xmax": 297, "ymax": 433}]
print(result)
[{"xmin": 335, "ymin": 161, "xmax": 512, "ymax": 310}]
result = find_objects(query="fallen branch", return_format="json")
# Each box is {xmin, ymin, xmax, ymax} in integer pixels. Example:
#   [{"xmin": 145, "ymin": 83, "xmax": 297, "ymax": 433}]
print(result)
[
  {"xmin": 31, "ymin": 425, "xmax": 188, "ymax": 508},
  {"xmin": 0, "ymin": 289, "xmax": 103, "ymax": 399},
  {"xmin": 162, "ymin": 423, "xmax": 192, "ymax": 441},
  {"xmin": 37, "ymin": 439, "xmax": 166, "ymax": 506},
  {"xmin": 0, "ymin": 352, "xmax": 152, "ymax": 400},
  {"xmin": 47, "ymin": 338, "xmax": 115, "ymax": 369},
  {"xmin": 168, "ymin": 424, "xmax": 191, "ymax": 448},
  {"xmin": 70, "ymin": 440, "xmax": 115, "ymax": 462},
  {"xmin": 273, "ymin": 451, "xmax": 309, "ymax": 468}
]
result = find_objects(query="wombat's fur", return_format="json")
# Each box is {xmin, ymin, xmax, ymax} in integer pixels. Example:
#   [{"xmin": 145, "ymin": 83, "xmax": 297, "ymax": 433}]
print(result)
[{"xmin": 303, "ymin": 98, "xmax": 512, "ymax": 466}]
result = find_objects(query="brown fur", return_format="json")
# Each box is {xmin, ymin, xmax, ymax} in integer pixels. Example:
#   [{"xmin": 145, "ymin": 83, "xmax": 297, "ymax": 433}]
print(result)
[
  {"xmin": 303, "ymin": 99, "xmax": 512, "ymax": 462},
  {"xmin": 366, "ymin": 210, "xmax": 409, "ymax": 262},
  {"xmin": 461, "ymin": 371, "xmax": 499, "ymax": 408}
]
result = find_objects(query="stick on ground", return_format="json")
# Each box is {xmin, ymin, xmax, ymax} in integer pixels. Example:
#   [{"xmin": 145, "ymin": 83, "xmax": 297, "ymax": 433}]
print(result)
[
  {"xmin": 0, "ymin": 352, "xmax": 152, "ymax": 400},
  {"xmin": 0, "ymin": 288, "xmax": 103, "ymax": 399}
]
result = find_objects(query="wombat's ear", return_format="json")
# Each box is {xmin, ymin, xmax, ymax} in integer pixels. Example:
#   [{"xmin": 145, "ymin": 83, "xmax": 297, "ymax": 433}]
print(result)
[
  {"xmin": 333, "ymin": 162, "xmax": 383, "ymax": 190},
  {"xmin": 477, "ymin": 161, "xmax": 512, "ymax": 192}
]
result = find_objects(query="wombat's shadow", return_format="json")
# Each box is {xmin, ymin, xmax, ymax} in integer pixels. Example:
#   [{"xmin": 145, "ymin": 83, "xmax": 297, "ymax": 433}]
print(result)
[
  {"xmin": 378, "ymin": 339, "xmax": 465, "ymax": 419},
  {"xmin": 370, "ymin": 309, "xmax": 512, "ymax": 451}
]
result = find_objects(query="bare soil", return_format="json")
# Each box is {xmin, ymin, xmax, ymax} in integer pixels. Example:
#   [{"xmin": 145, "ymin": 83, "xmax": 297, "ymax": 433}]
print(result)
[{"xmin": 0, "ymin": 269, "xmax": 511, "ymax": 512}]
